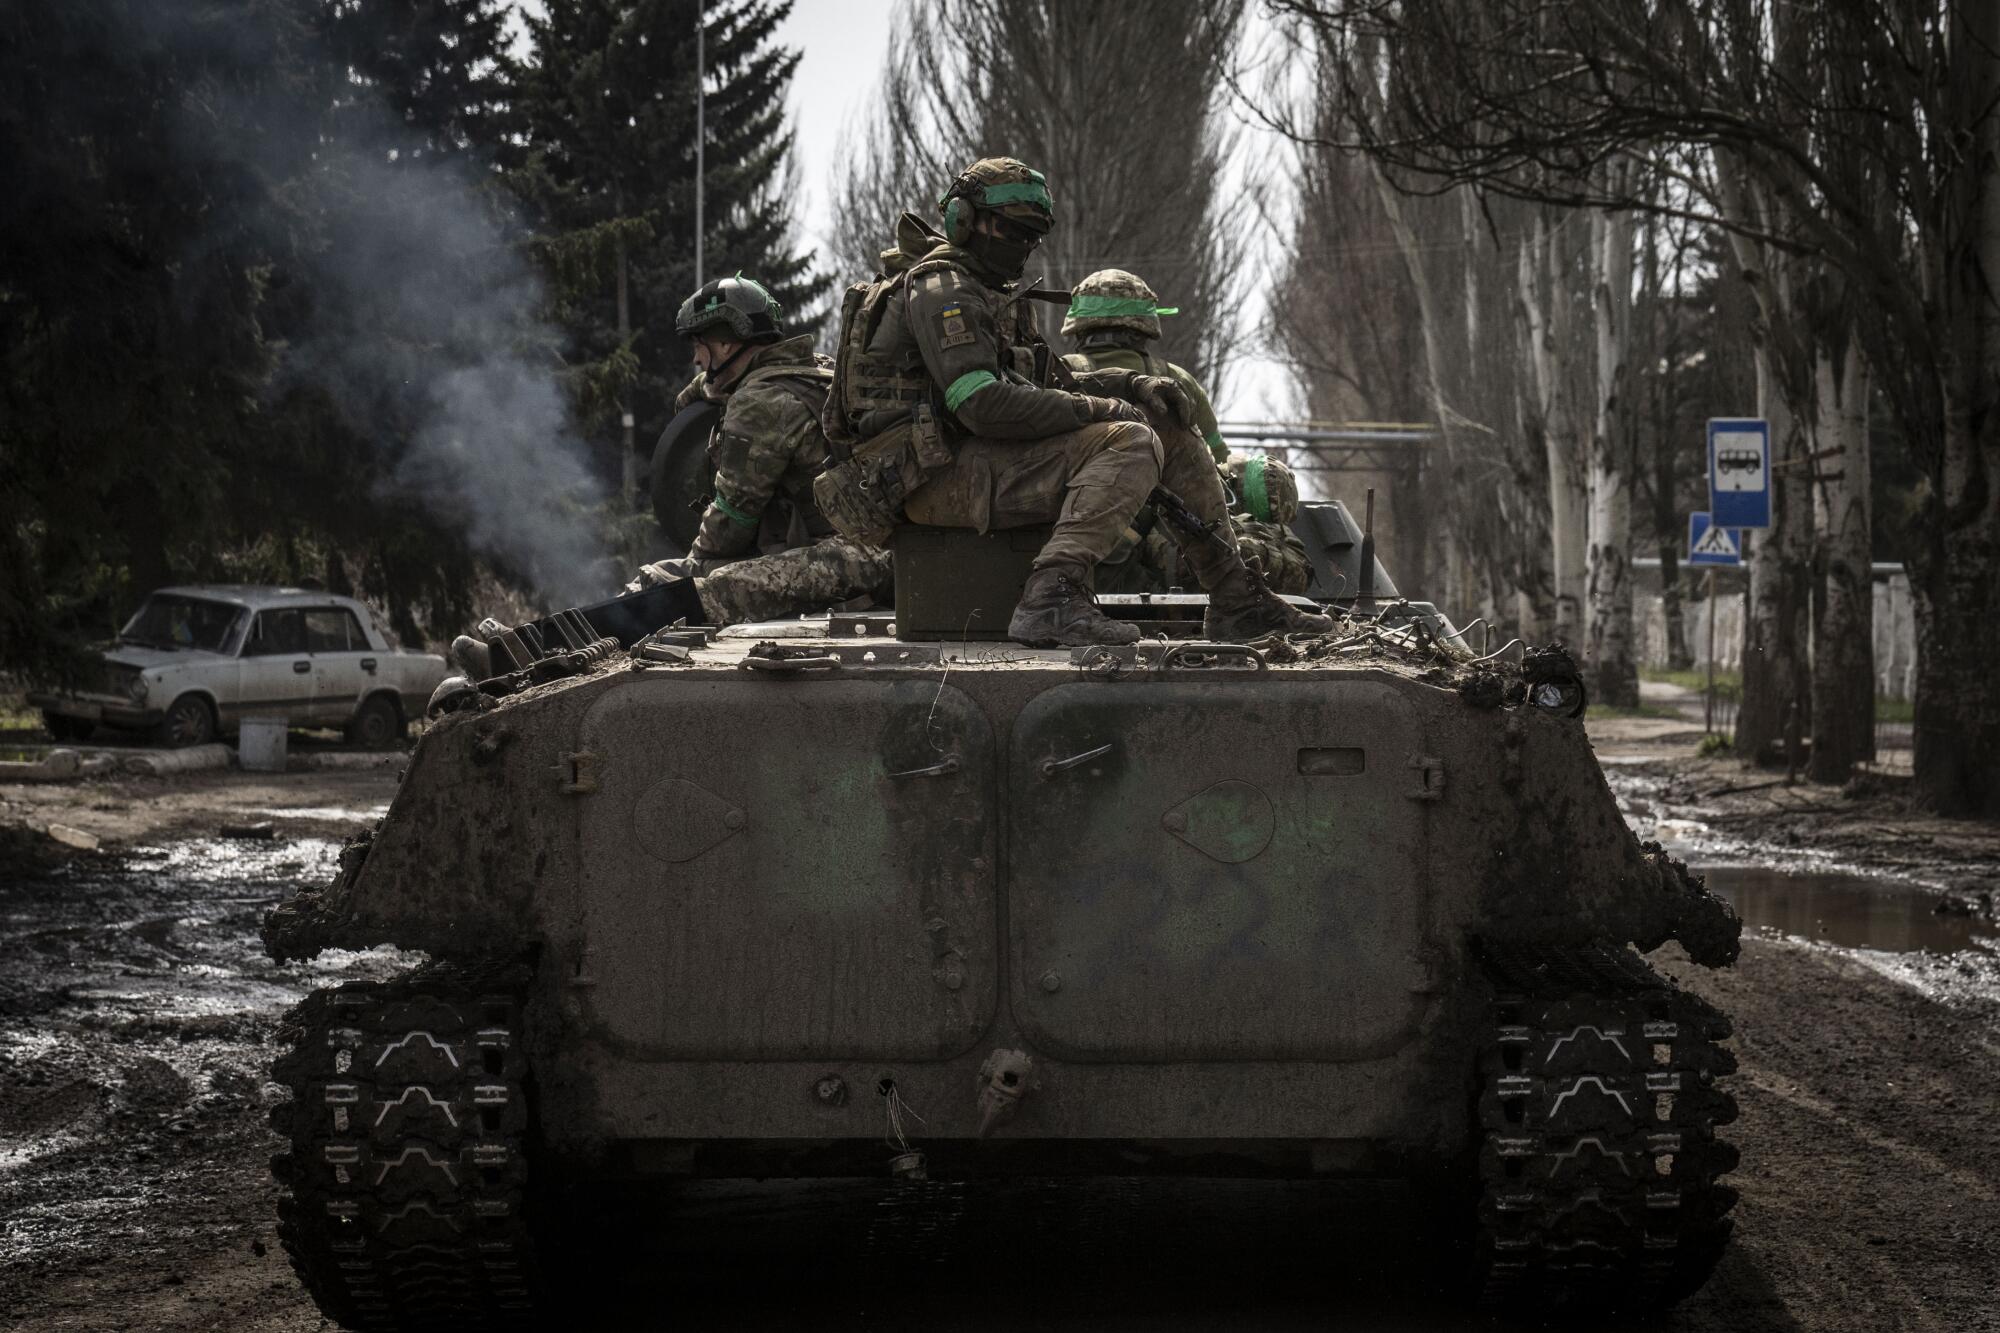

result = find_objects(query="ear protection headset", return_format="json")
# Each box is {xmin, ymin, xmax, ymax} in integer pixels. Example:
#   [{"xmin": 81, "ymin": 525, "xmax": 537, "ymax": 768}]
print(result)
[{"xmin": 940, "ymin": 176, "xmax": 980, "ymax": 246}]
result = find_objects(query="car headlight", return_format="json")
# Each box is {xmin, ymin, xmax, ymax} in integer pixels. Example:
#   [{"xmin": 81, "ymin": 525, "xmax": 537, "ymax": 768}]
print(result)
[{"xmin": 106, "ymin": 664, "xmax": 148, "ymax": 702}]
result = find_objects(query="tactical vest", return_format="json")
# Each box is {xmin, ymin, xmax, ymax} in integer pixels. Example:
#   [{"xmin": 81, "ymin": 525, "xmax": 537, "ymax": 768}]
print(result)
[
  {"xmin": 814, "ymin": 256, "xmax": 984, "ymax": 546},
  {"xmin": 821, "ymin": 259, "xmax": 956, "ymax": 448}
]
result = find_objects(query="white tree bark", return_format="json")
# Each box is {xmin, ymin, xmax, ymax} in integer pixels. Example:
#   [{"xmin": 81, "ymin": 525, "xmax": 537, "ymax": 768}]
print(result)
[
  {"xmin": 1810, "ymin": 332, "xmax": 1874, "ymax": 780},
  {"xmin": 1512, "ymin": 210, "xmax": 1592, "ymax": 640},
  {"xmin": 1586, "ymin": 187, "xmax": 1638, "ymax": 706}
]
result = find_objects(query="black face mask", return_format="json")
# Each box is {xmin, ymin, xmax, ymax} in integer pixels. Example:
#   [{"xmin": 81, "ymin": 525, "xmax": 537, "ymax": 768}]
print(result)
[{"xmin": 967, "ymin": 216, "xmax": 1046, "ymax": 280}]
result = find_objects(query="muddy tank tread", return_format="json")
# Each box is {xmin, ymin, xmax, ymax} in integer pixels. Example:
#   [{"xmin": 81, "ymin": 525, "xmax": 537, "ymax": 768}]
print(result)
[
  {"xmin": 270, "ymin": 959, "xmax": 540, "ymax": 1331},
  {"xmin": 1473, "ymin": 940, "xmax": 1738, "ymax": 1312}
]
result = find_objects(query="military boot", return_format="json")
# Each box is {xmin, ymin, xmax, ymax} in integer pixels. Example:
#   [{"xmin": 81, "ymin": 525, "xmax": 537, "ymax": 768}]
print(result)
[
  {"xmin": 1202, "ymin": 564, "xmax": 1334, "ymax": 641},
  {"xmin": 1008, "ymin": 564, "xmax": 1140, "ymax": 647}
]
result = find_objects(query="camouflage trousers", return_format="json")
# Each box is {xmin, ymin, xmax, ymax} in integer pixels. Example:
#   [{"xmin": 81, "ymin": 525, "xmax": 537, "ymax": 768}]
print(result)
[
  {"xmin": 691, "ymin": 538, "xmax": 894, "ymax": 627},
  {"xmin": 902, "ymin": 420, "xmax": 1161, "ymax": 569},
  {"xmin": 1096, "ymin": 515, "xmax": 1312, "ymax": 596},
  {"xmin": 901, "ymin": 412, "xmax": 1236, "ymax": 576}
]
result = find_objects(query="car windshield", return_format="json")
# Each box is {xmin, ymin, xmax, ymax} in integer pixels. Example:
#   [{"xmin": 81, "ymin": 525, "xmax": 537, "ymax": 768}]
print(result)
[{"xmin": 118, "ymin": 594, "xmax": 245, "ymax": 654}]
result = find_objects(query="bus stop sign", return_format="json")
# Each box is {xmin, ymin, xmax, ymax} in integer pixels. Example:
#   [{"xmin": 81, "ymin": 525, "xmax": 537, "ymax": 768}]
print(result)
[{"xmin": 1708, "ymin": 417, "xmax": 1771, "ymax": 529}]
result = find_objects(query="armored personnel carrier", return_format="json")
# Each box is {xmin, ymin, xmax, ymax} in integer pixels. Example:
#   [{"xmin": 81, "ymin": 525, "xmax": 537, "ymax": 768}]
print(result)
[{"xmin": 264, "ymin": 550, "xmax": 1740, "ymax": 1329}]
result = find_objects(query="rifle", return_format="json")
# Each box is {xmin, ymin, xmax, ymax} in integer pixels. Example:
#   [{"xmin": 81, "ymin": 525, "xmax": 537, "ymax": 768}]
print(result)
[{"xmin": 1147, "ymin": 485, "xmax": 1231, "ymax": 555}]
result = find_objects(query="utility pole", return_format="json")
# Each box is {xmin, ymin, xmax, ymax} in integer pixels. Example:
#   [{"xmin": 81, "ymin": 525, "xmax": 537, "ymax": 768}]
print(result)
[{"xmin": 694, "ymin": 1, "xmax": 705, "ymax": 289}]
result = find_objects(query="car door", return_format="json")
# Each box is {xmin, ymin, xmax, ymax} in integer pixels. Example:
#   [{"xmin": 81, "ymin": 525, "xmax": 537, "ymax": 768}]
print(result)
[
  {"xmin": 304, "ymin": 607, "xmax": 373, "ymax": 725},
  {"xmin": 237, "ymin": 608, "xmax": 313, "ymax": 722}
]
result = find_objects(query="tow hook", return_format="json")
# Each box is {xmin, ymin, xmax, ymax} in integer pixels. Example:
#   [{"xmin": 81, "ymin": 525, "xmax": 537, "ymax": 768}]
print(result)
[{"xmin": 976, "ymin": 1049, "xmax": 1035, "ymax": 1137}]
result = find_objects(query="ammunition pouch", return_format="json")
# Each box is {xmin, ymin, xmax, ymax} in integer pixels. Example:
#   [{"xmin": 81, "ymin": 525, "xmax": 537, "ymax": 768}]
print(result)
[{"xmin": 812, "ymin": 405, "xmax": 954, "ymax": 548}]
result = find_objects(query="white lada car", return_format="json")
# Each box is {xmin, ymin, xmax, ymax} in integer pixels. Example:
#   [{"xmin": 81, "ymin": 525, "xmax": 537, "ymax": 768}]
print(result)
[{"xmin": 29, "ymin": 586, "xmax": 447, "ymax": 748}]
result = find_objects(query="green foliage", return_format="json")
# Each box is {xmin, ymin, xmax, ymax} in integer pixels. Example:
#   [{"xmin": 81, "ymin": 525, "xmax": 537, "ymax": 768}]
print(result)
[
  {"xmin": 1696, "ymin": 733, "xmax": 1731, "ymax": 758},
  {"xmin": 507, "ymin": 0, "xmax": 829, "ymax": 453},
  {"xmin": 1641, "ymin": 665, "xmax": 1742, "ymax": 702},
  {"xmin": 0, "ymin": 0, "xmax": 817, "ymax": 676}
]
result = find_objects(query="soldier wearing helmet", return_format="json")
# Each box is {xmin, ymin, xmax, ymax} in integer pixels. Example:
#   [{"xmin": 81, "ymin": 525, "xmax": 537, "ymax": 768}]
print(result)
[
  {"xmin": 826, "ymin": 156, "xmax": 1327, "ymax": 646},
  {"xmin": 1221, "ymin": 453, "xmax": 1312, "ymax": 594},
  {"xmin": 1060, "ymin": 269, "xmax": 1227, "ymax": 463},
  {"xmin": 1063, "ymin": 269, "xmax": 1313, "ymax": 596},
  {"xmin": 1099, "ymin": 452, "xmax": 1314, "ymax": 597},
  {"xmin": 628, "ymin": 274, "xmax": 892, "ymax": 625}
]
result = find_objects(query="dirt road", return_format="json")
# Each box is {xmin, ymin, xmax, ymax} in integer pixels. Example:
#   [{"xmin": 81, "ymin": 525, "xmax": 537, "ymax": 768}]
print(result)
[{"xmin": 2, "ymin": 746, "xmax": 1996, "ymax": 1331}]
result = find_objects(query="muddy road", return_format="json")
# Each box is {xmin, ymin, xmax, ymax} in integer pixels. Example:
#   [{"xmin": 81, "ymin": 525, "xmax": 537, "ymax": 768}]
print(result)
[{"xmin": 2, "ymin": 750, "xmax": 1997, "ymax": 1331}]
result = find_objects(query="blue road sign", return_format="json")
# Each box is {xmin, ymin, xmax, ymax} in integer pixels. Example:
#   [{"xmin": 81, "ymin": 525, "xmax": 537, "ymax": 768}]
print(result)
[
  {"xmin": 1707, "ymin": 417, "xmax": 1770, "ymax": 529},
  {"xmin": 1688, "ymin": 511, "xmax": 1743, "ymax": 567}
]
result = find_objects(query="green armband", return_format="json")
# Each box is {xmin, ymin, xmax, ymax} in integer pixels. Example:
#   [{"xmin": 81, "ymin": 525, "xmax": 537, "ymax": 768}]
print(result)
[
  {"xmin": 944, "ymin": 370, "xmax": 997, "ymax": 414},
  {"xmin": 1204, "ymin": 428, "xmax": 1227, "ymax": 460},
  {"xmin": 712, "ymin": 492, "xmax": 757, "ymax": 528}
]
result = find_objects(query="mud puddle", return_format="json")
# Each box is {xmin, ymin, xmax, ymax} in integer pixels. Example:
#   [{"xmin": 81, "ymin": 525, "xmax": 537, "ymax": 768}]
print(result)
[
  {"xmin": 1697, "ymin": 864, "xmax": 1993, "ymax": 954},
  {"xmin": 0, "ymin": 835, "xmax": 414, "ymax": 1279}
]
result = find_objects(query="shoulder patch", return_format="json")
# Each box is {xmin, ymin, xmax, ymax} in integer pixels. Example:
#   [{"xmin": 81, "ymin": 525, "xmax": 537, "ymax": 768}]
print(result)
[{"xmin": 938, "ymin": 306, "xmax": 975, "ymax": 349}]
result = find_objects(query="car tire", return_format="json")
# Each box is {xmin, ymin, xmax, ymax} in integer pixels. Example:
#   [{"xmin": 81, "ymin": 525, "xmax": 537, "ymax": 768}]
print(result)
[
  {"xmin": 153, "ymin": 695, "xmax": 216, "ymax": 748},
  {"xmin": 42, "ymin": 712, "xmax": 95, "ymax": 743},
  {"xmin": 345, "ymin": 695, "xmax": 402, "ymax": 750}
]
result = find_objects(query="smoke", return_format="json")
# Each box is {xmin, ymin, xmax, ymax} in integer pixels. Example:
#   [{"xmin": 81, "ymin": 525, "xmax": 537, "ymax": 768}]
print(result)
[
  {"xmin": 279, "ymin": 135, "xmax": 617, "ymax": 608},
  {"xmin": 145, "ymin": 1, "xmax": 616, "ymax": 608}
]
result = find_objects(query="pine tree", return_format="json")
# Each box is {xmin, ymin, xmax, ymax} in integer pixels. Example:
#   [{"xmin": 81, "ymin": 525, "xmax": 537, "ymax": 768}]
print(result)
[{"xmin": 507, "ymin": 0, "xmax": 826, "ymax": 528}]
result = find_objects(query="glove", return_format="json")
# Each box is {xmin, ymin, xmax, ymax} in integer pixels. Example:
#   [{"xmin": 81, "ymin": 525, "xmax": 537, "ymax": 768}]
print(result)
[
  {"xmin": 1083, "ymin": 394, "xmax": 1148, "ymax": 426},
  {"xmin": 1135, "ymin": 375, "xmax": 1196, "ymax": 430},
  {"xmin": 627, "ymin": 555, "xmax": 711, "ymax": 593}
]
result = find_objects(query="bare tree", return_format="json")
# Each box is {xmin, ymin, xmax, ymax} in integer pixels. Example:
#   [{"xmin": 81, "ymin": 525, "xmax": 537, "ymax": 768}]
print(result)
[
  {"xmin": 827, "ymin": 0, "xmax": 1251, "ymax": 390},
  {"xmin": 1259, "ymin": 0, "xmax": 2000, "ymax": 814}
]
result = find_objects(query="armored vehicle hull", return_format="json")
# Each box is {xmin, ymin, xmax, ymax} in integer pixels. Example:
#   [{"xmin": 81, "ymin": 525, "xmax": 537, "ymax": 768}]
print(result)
[{"xmin": 266, "ymin": 624, "xmax": 1740, "ymax": 1327}]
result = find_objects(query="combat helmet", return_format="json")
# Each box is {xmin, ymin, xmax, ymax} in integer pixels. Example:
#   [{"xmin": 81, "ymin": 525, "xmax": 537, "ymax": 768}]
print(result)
[
  {"xmin": 675, "ymin": 274, "xmax": 784, "ymax": 344},
  {"xmin": 1062, "ymin": 268, "xmax": 1179, "ymax": 342},
  {"xmin": 939, "ymin": 158, "xmax": 1053, "ymax": 277},
  {"xmin": 1225, "ymin": 453, "xmax": 1300, "ymax": 526}
]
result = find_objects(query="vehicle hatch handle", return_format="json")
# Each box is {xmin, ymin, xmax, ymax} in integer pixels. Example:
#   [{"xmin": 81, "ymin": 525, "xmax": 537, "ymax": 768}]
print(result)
[
  {"xmin": 1040, "ymin": 742, "xmax": 1112, "ymax": 779},
  {"xmin": 292, "ymin": 660, "xmax": 311, "ymax": 674},
  {"xmin": 889, "ymin": 754, "xmax": 960, "ymax": 780}
]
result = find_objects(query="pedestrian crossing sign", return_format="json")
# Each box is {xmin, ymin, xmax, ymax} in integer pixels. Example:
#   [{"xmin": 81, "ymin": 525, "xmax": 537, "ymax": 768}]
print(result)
[{"xmin": 1688, "ymin": 511, "xmax": 1742, "ymax": 566}]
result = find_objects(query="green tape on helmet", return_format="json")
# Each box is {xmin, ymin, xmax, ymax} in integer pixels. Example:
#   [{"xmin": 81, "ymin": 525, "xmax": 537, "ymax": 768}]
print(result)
[
  {"xmin": 1064, "ymin": 295, "xmax": 1180, "ymax": 322},
  {"xmin": 1242, "ymin": 456, "xmax": 1270, "ymax": 523},
  {"xmin": 977, "ymin": 180, "xmax": 1053, "ymax": 212}
]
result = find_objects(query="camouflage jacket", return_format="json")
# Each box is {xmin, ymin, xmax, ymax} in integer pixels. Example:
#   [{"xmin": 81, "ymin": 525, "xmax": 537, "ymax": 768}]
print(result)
[
  {"xmin": 674, "ymin": 335, "xmax": 834, "ymax": 561},
  {"xmin": 1062, "ymin": 340, "xmax": 1226, "ymax": 462},
  {"xmin": 884, "ymin": 240, "xmax": 1134, "ymax": 441}
]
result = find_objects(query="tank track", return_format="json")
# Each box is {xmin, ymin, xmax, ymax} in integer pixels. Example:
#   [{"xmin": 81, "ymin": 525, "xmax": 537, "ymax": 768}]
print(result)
[
  {"xmin": 270, "ymin": 960, "xmax": 540, "ymax": 1331},
  {"xmin": 1475, "ymin": 941, "xmax": 1739, "ymax": 1311}
]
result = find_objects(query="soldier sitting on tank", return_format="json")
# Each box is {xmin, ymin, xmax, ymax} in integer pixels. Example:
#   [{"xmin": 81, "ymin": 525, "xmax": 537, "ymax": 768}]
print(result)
[
  {"xmin": 822, "ymin": 156, "xmax": 1328, "ymax": 647},
  {"xmin": 1097, "ymin": 453, "xmax": 1315, "ymax": 597},
  {"xmin": 1057, "ymin": 269, "xmax": 1312, "ymax": 597},
  {"xmin": 626, "ymin": 275, "xmax": 893, "ymax": 626}
]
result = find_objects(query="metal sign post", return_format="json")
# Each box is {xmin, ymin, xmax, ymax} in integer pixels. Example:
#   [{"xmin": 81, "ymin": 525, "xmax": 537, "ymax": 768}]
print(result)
[
  {"xmin": 1705, "ymin": 569, "xmax": 1717, "ymax": 736},
  {"xmin": 1707, "ymin": 418, "xmax": 1771, "ymax": 530},
  {"xmin": 1687, "ymin": 512, "xmax": 1739, "ymax": 740}
]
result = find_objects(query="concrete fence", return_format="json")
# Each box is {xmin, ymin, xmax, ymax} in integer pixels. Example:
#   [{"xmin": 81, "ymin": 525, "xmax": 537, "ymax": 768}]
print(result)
[{"xmin": 1637, "ymin": 570, "xmax": 1916, "ymax": 701}]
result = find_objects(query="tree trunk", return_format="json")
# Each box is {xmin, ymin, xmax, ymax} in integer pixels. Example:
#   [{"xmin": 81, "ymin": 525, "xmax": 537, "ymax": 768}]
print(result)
[
  {"xmin": 1911, "ymin": 0, "xmax": 2000, "ymax": 816},
  {"xmin": 1808, "ymin": 333, "xmax": 1874, "ymax": 782},
  {"xmin": 1586, "ymin": 196, "xmax": 1638, "ymax": 706},
  {"xmin": 1520, "ymin": 212, "xmax": 1588, "ymax": 645},
  {"xmin": 1661, "ymin": 543, "xmax": 1692, "ymax": 670},
  {"xmin": 1736, "ymin": 345, "xmax": 1815, "ymax": 764}
]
